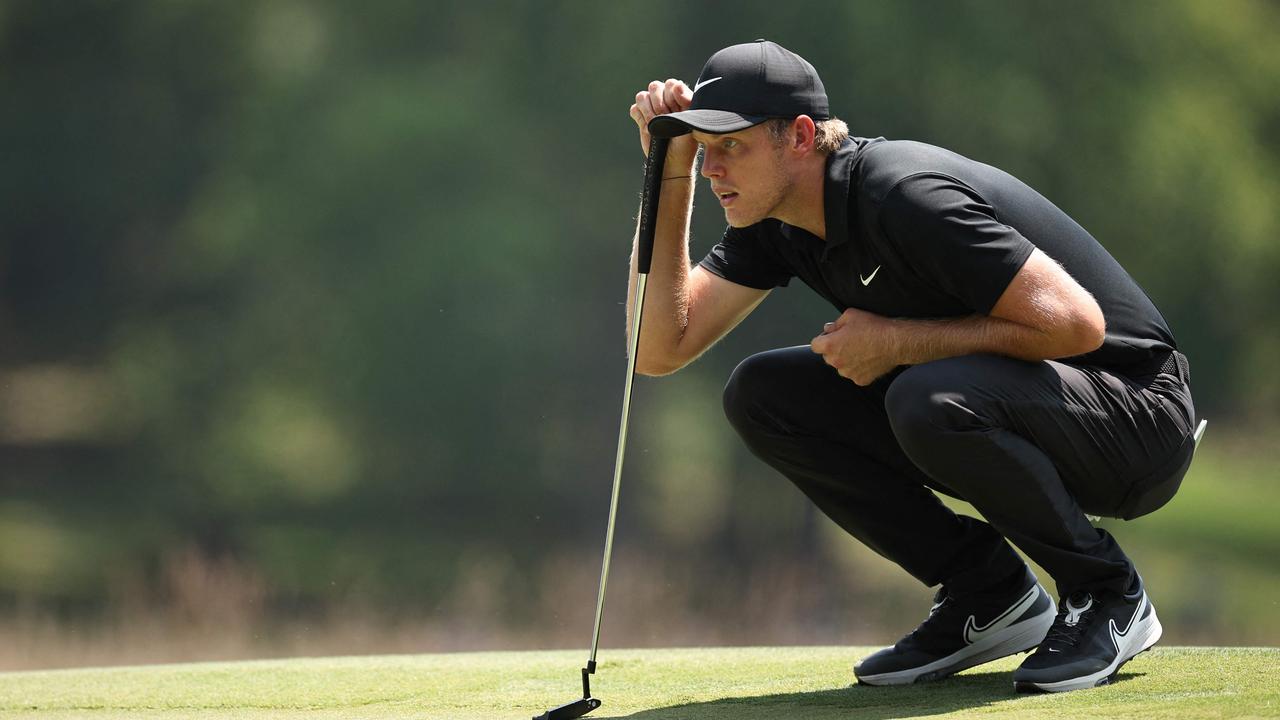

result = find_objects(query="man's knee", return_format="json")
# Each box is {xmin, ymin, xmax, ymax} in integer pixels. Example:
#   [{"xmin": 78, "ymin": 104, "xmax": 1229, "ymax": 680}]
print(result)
[
  {"xmin": 722, "ymin": 350, "xmax": 782, "ymax": 436},
  {"xmin": 885, "ymin": 357, "xmax": 988, "ymax": 453}
]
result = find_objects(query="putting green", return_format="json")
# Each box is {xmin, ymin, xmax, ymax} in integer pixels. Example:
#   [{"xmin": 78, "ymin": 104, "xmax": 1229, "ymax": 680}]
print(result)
[{"xmin": 0, "ymin": 646, "xmax": 1275, "ymax": 719}]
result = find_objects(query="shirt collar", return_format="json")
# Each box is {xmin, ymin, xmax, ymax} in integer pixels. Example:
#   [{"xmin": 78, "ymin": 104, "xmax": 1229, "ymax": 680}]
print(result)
[
  {"xmin": 820, "ymin": 138, "xmax": 860, "ymax": 258},
  {"xmin": 777, "ymin": 137, "xmax": 861, "ymax": 257}
]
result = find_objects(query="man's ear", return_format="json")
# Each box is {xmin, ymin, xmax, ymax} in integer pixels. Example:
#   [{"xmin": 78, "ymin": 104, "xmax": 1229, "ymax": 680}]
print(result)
[{"xmin": 791, "ymin": 115, "xmax": 817, "ymax": 153}]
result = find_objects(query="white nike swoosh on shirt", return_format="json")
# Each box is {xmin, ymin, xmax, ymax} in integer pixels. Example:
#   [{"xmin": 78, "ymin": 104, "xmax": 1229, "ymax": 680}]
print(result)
[
  {"xmin": 963, "ymin": 586, "xmax": 1039, "ymax": 645},
  {"xmin": 860, "ymin": 265, "xmax": 881, "ymax": 286},
  {"xmin": 694, "ymin": 76, "xmax": 722, "ymax": 93}
]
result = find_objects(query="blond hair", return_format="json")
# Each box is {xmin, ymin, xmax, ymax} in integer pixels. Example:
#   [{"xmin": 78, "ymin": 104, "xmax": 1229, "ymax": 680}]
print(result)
[{"xmin": 766, "ymin": 117, "xmax": 849, "ymax": 155}]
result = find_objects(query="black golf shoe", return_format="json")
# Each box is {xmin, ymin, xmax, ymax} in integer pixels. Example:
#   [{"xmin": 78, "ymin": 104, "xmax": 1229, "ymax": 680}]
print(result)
[
  {"xmin": 854, "ymin": 568, "xmax": 1056, "ymax": 685},
  {"xmin": 1013, "ymin": 577, "xmax": 1162, "ymax": 693}
]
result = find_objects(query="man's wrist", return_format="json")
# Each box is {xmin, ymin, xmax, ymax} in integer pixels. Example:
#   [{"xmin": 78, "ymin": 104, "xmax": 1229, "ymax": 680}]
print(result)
[
  {"xmin": 665, "ymin": 160, "xmax": 698, "ymax": 177},
  {"xmin": 666, "ymin": 138, "xmax": 699, "ymax": 173},
  {"xmin": 890, "ymin": 315, "xmax": 993, "ymax": 366},
  {"xmin": 881, "ymin": 316, "xmax": 907, "ymax": 367}
]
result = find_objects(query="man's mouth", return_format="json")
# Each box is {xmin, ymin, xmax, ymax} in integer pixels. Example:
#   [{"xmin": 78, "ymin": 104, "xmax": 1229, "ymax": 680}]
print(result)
[{"xmin": 716, "ymin": 190, "xmax": 739, "ymax": 207}]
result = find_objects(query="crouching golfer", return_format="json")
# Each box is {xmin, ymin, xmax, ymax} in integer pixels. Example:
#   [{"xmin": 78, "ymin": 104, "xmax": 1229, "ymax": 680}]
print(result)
[{"xmin": 626, "ymin": 40, "xmax": 1197, "ymax": 693}]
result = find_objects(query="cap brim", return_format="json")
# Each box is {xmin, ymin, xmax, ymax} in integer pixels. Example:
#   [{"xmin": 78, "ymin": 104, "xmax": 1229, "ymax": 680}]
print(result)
[{"xmin": 648, "ymin": 109, "xmax": 768, "ymax": 138}]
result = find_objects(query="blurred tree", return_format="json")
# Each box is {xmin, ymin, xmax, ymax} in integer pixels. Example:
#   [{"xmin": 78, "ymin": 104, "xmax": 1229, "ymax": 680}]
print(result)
[{"xmin": 0, "ymin": 0, "xmax": 1276, "ymax": 649}]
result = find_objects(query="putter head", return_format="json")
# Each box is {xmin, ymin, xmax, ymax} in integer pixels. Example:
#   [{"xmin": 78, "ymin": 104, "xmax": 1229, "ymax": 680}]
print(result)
[{"xmin": 533, "ymin": 697, "xmax": 601, "ymax": 720}]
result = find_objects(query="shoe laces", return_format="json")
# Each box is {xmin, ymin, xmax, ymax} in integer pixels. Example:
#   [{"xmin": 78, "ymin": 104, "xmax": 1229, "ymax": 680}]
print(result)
[
  {"xmin": 1045, "ymin": 591, "xmax": 1096, "ymax": 647},
  {"xmin": 903, "ymin": 588, "xmax": 956, "ymax": 643}
]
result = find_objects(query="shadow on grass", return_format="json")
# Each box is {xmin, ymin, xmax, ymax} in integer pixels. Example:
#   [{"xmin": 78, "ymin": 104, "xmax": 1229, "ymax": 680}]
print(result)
[{"xmin": 611, "ymin": 670, "xmax": 1145, "ymax": 719}]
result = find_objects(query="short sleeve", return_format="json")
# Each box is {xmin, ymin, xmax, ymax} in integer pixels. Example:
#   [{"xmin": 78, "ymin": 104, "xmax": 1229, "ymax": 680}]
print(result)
[
  {"xmin": 697, "ymin": 223, "xmax": 793, "ymax": 290},
  {"xmin": 879, "ymin": 175, "xmax": 1035, "ymax": 314}
]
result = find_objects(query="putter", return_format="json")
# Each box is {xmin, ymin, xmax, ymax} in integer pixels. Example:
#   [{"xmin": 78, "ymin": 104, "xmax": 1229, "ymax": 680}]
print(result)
[{"xmin": 533, "ymin": 135, "xmax": 670, "ymax": 720}]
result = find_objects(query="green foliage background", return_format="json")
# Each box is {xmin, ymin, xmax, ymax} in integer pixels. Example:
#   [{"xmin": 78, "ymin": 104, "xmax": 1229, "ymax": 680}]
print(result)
[{"xmin": 0, "ymin": 0, "xmax": 1276, "ymax": 662}]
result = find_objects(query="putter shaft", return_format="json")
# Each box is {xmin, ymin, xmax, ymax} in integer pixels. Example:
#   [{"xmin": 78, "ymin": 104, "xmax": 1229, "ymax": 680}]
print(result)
[
  {"xmin": 586, "ymin": 136, "xmax": 668, "ymax": 667},
  {"xmin": 589, "ymin": 271, "xmax": 648, "ymax": 664},
  {"xmin": 536, "ymin": 137, "xmax": 668, "ymax": 720}
]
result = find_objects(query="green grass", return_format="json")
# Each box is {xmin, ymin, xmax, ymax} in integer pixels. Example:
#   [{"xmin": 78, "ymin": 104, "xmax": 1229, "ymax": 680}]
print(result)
[{"xmin": 0, "ymin": 646, "xmax": 1275, "ymax": 719}]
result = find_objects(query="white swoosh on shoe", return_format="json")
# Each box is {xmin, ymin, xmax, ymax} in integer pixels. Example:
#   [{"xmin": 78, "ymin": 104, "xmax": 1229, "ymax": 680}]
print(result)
[
  {"xmin": 1109, "ymin": 595, "xmax": 1143, "ymax": 652},
  {"xmin": 963, "ymin": 586, "xmax": 1040, "ymax": 645}
]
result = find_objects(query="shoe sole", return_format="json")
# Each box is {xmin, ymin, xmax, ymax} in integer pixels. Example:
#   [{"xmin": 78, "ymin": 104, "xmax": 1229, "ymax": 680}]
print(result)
[
  {"xmin": 856, "ymin": 600, "xmax": 1056, "ymax": 686},
  {"xmin": 1013, "ymin": 597, "xmax": 1163, "ymax": 694}
]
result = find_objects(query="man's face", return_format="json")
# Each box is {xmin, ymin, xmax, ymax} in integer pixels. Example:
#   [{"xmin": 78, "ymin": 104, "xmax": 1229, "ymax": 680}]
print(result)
[{"xmin": 692, "ymin": 124, "xmax": 791, "ymax": 228}]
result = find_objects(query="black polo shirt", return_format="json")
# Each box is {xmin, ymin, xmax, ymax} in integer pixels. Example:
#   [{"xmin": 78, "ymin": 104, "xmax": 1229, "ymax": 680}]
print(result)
[{"xmin": 698, "ymin": 137, "xmax": 1178, "ymax": 372}]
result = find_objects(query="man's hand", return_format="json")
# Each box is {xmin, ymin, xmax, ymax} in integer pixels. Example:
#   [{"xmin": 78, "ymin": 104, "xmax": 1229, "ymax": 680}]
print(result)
[
  {"xmin": 630, "ymin": 79, "xmax": 698, "ymax": 168},
  {"xmin": 810, "ymin": 308, "xmax": 900, "ymax": 385}
]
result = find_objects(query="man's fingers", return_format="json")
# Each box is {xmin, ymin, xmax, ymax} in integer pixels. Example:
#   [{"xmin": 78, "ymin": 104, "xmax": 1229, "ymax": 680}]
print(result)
[
  {"xmin": 632, "ymin": 79, "xmax": 690, "ymax": 156},
  {"xmin": 822, "ymin": 322, "xmax": 835, "ymax": 334},
  {"xmin": 673, "ymin": 80, "xmax": 693, "ymax": 109},
  {"xmin": 664, "ymin": 78, "xmax": 691, "ymax": 111},
  {"xmin": 634, "ymin": 92, "xmax": 653, "ymax": 124},
  {"xmin": 811, "ymin": 341, "xmax": 839, "ymax": 371},
  {"xmin": 647, "ymin": 80, "xmax": 669, "ymax": 115},
  {"xmin": 634, "ymin": 79, "xmax": 688, "ymax": 131},
  {"xmin": 631, "ymin": 100, "xmax": 651, "ymax": 155}
]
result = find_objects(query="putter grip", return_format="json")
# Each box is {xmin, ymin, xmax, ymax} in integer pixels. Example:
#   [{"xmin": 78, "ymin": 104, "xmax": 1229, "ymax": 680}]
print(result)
[{"xmin": 636, "ymin": 137, "xmax": 670, "ymax": 276}]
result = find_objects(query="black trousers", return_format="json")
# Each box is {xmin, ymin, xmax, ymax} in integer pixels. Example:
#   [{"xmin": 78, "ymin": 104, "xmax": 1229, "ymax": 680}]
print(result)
[{"xmin": 722, "ymin": 348, "xmax": 1196, "ymax": 597}]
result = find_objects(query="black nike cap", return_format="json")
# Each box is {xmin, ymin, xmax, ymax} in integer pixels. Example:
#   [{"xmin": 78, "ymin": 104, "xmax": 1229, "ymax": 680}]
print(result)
[{"xmin": 648, "ymin": 39, "xmax": 829, "ymax": 139}]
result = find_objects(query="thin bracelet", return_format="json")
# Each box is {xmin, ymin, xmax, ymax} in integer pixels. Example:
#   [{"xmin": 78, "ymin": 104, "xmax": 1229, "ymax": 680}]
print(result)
[{"xmin": 662, "ymin": 175, "xmax": 693, "ymax": 181}]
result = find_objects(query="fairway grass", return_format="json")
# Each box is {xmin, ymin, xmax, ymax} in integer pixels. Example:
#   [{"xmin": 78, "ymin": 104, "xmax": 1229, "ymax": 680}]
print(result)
[{"xmin": 0, "ymin": 646, "xmax": 1275, "ymax": 719}]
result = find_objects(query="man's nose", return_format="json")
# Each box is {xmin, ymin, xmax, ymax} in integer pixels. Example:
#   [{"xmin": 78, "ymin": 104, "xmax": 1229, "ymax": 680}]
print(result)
[{"xmin": 700, "ymin": 152, "xmax": 720, "ymax": 178}]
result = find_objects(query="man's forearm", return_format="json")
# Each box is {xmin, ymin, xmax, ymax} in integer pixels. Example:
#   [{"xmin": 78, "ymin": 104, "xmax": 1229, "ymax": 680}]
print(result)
[
  {"xmin": 886, "ymin": 314, "xmax": 1079, "ymax": 367},
  {"xmin": 626, "ymin": 171, "xmax": 696, "ymax": 373},
  {"xmin": 813, "ymin": 263, "xmax": 1106, "ymax": 385}
]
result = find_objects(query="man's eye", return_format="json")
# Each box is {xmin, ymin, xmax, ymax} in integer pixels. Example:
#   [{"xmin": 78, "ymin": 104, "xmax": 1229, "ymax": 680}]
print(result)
[{"xmin": 724, "ymin": 139, "xmax": 738, "ymax": 149}]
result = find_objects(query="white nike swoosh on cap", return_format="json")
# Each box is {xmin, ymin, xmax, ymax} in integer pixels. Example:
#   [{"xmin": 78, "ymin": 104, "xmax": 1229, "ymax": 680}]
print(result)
[
  {"xmin": 693, "ymin": 77, "xmax": 722, "ymax": 93},
  {"xmin": 963, "ymin": 586, "xmax": 1039, "ymax": 645}
]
